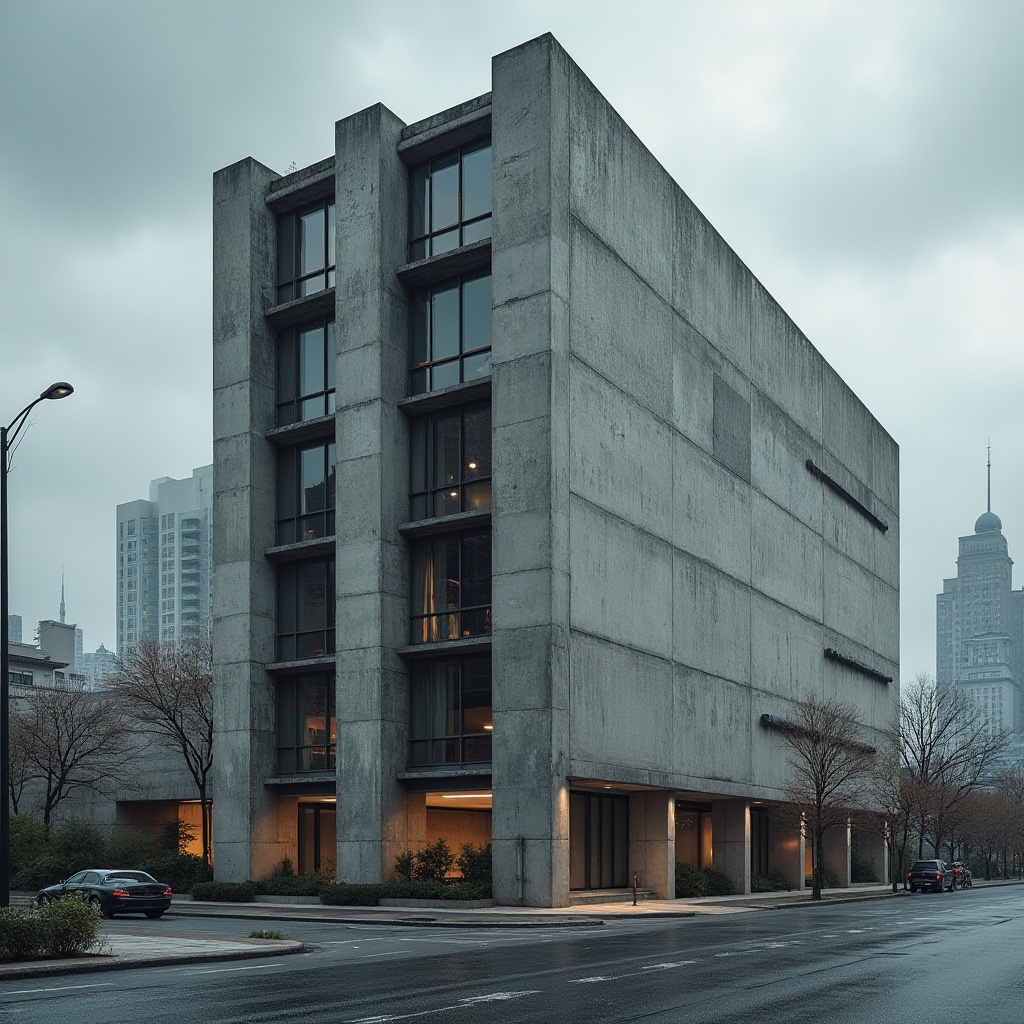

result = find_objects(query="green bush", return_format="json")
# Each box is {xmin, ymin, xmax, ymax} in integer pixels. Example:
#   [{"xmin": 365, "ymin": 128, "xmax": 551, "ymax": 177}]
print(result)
[
  {"xmin": 105, "ymin": 827, "xmax": 156, "ymax": 867},
  {"xmin": 141, "ymin": 852, "xmax": 210, "ymax": 892},
  {"xmin": 822, "ymin": 869, "xmax": 841, "ymax": 889},
  {"xmin": 319, "ymin": 883, "xmax": 382, "ymax": 906},
  {"xmin": 253, "ymin": 874, "xmax": 325, "ymax": 897},
  {"xmin": 379, "ymin": 879, "xmax": 492, "ymax": 900},
  {"xmin": 9, "ymin": 815, "xmax": 47, "ymax": 878},
  {"xmin": 675, "ymin": 864, "xmax": 735, "ymax": 898},
  {"xmin": 675, "ymin": 863, "xmax": 709, "ymax": 898},
  {"xmin": 751, "ymin": 871, "xmax": 793, "ymax": 893},
  {"xmin": 249, "ymin": 929, "xmax": 284, "ymax": 939},
  {"xmin": 191, "ymin": 881, "xmax": 257, "ymax": 902},
  {"xmin": 457, "ymin": 843, "xmax": 492, "ymax": 882},
  {"xmin": 11, "ymin": 818, "xmax": 108, "ymax": 891},
  {"xmin": 0, "ymin": 907, "xmax": 45, "ymax": 962},
  {"xmin": 394, "ymin": 849, "xmax": 415, "ymax": 881},
  {"xmin": 413, "ymin": 838, "xmax": 454, "ymax": 881},
  {"xmin": 39, "ymin": 893, "xmax": 101, "ymax": 958}
]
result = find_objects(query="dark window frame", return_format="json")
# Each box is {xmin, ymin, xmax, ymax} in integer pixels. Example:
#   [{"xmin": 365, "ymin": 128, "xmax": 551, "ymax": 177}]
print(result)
[
  {"xmin": 410, "ymin": 402, "xmax": 492, "ymax": 521},
  {"xmin": 410, "ymin": 530, "xmax": 491, "ymax": 644},
  {"xmin": 276, "ymin": 672, "xmax": 336, "ymax": 774},
  {"xmin": 277, "ymin": 439, "xmax": 337, "ymax": 544},
  {"xmin": 276, "ymin": 557, "xmax": 336, "ymax": 662},
  {"xmin": 408, "ymin": 655, "xmax": 492, "ymax": 768},
  {"xmin": 276, "ymin": 317, "xmax": 336, "ymax": 426},
  {"xmin": 276, "ymin": 198, "xmax": 336, "ymax": 303},
  {"xmin": 409, "ymin": 142, "xmax": 492, "ymax": 261},
  {"xmin": 409, "ymin": 272, "xmax": 492, "ymax": 395}
]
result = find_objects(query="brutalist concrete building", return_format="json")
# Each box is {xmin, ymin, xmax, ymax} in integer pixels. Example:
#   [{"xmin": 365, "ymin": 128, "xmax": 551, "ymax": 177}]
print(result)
[{"xmin": 212, "ymin": 34, "xmax": 899, "ymax": 905}]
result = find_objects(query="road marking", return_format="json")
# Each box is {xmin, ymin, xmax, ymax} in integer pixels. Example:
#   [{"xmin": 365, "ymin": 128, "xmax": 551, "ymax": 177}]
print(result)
[
  {"xmin": 571, "ymin": 976, "xmax": 620, "ymax": 984},
  {"xmin": 641, "ymin": 961, "xmax": 697, "ymax": 972},
  {"xmin": 357, "ymin": 951, "xmax": 413, "ymax": 959},
  {"xmin": 6, "ymin": 982, "xmax": 114, "ymax": 995},
  {"xmin": 191, "ymin": 964, "xmax": 286, "ymax": 975},
  {"xmin": 461, "ymin": 992, "xmax": 540, "ymax": 1003}
]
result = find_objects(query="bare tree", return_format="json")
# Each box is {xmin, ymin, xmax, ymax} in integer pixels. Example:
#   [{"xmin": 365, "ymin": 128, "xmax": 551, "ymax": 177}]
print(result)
[
  {"xmin": 6, "ymin": 706, "xmax": 34, "ymax": 814},
  {"xmin": 900, "ymin": 673, "xmax": 1009, "ymax": 858},
  {"xmin": 17, "ymin": 686, "xmax": 130, "ymax": 825},
  {"xmin": 109, "ymin": 637, "xmax": 214, "ymax": 865},
  {"xmin": 864, "ymin": 732, "xmax": 921, "ymax": 892},
  {"xmin": 775, "ymin": 696, "xmax": 877, "ymax": 900}
]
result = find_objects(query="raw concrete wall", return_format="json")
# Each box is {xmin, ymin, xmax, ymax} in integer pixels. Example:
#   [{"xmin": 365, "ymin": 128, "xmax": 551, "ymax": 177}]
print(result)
[
  {"xmin": 490, "ymin": 36, "xmax": 573, "ymax": 907},
  {"xmin": 211, "ymin": 157, "xmax": 283, "ymax": 881},
  {"xmin": 333, "ymin": 103, "xmax": 416, "ymax": 884},
  {"xmin": 548, "ymin": 35, "xmax": 898, "ymax": 800}
]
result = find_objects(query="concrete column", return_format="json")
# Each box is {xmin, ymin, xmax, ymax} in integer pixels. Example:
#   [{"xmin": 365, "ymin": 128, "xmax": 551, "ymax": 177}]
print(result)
[
  {"xmin": 211, "ymin": 157, "xmax": 283, "ymax": 881},
  {"xmin": 333, "ymin": 103, "xmax": 412, "ymax": 883},
  {"xmin": 490, "ymin": 35, "xmax": 574, "ymax": 907},
  {"xmin": 767, "ymin": 811, "xmax": 805, "ymax": 891},
  {"xmin": 822, "ymin": 821, "xmax": 851, "ymax": 887},
  {"xmin": 629, "ymin": 791, "xmax": 676, "ymax": 899},
  {"xmin": 712, "ymin": 800, "xmax": 750, "ymax": 895}
]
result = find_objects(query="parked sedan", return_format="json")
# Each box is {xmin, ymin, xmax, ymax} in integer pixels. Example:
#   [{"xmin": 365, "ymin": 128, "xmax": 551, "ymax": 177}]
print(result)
[
  {"xmin": 37, "ymin": 869, "xmax": 173, "ymax": 918},
  {"xmin": 907, "ymin": 859, "xmax": 955, "ymax": 893}
]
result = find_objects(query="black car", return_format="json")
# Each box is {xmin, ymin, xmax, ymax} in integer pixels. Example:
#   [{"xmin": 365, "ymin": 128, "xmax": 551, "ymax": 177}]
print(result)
[
  {"xmin": 37, "ymin": 869, "xmax": 173, "ymax": 918},
  {"xmin": 907, "ymin": 859, "xmax": 955, "ymax": 893}
]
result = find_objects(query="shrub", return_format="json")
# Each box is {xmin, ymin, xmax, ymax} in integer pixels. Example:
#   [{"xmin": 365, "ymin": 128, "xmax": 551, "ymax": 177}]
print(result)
[
  {"xmin": 0, "ymin": 907, "xmax": 45, "ymax": 962},
  {"xmin": 379, "ymin": 879, "xmax": 492, "ymax": 901},
  {"xmin": 278, "ymin": 859, "xmax": 295, "ymax": 877},
  {"xmin": 160, "ymin": 818, "xmax": 196, "ymax": 855},
  {"xmin": 319, "ymin": 883, "xmax": 381, "ymax": 907},
  {"xmin": 48, "ymin": 820, "xmax": 107, "ymax": 872},
  {"xmin": 105, "ymin": 826, "xmax": 156, "ymax": 867},
  {"xmin": 249, "ymin": 929, "xmax": 284, "ymax": 939},
  {"xmin": 142, "ymin": 852, "xmax": 210, "ymax": 891},
  {"xmin": 702, "ymin": 870, "xmax": 735, "ymax": 897},
  {"xmin": 413, "ymin": 838, "xmax": 454, "ymax": 881},
  {"xmin": 39, "ymin": 893, "xmax": 101, "ymax": 958},
  {"xmin": 675, "ymin": 864, "xmax": 735, "ymax": 898},
  {"xmin": 675, "ymin": 863, "xmax": 709, "ymax": 898},
  {"xmin": 394, "ymin": 849, "xmax": 415, "ymax": 881},
  {"xmin": 9, "ymin": 815, "xmax": 47, "ymax": 879},
  {"xmin": 457, "ymin": 843, "xmax": 492, "ymax": 882},
  {"xmin": 850, "ymin": 848, "xmax": 879, "ymax": 883},
  {"xmin": 751, "ymin": 871, "xmax": 792, "ymax": 893},
  {"xmin": 191, "ymin": 881, "xmax": 257, "ymax": 902},
  {"xmin": 822, "ymin": 869, "xmax": 841, "ymax": 890},
  {"xmin": 253, "ymin": 874, "xmax": 325, "ymax": 897}
]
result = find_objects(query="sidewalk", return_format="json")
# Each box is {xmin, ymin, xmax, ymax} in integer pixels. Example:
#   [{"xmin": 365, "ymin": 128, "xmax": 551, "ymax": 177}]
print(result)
[{"xmin": 5, "ymin": 880, "xmax": 1014, "ymax": 981}]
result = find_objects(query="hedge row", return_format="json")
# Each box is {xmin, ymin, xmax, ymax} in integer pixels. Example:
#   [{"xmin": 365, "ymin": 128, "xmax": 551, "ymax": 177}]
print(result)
[
  {"xmin": 674, "ymin": 864, "xmax": 736, "ymax": 898},
  {"xmin": 190, "ymin": 878, "xmax": 493, "ymax": 905}
]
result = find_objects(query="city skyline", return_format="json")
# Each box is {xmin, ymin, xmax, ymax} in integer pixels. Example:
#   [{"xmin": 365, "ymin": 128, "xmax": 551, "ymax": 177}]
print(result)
[{"xmin": 2, "ymin": 1, "xmax": 1022, "ymax": 670}]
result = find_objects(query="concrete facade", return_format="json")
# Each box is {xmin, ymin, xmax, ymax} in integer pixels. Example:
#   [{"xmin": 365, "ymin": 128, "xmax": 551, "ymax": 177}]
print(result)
[{"xmin": 211, "ymin": 35, "xmax": 899, "ymax": 903}]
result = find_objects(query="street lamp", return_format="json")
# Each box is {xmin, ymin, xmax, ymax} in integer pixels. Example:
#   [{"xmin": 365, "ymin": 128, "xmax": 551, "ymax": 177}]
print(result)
[{"xmin": 2, "ymin": 382, "xmax": 74, "ymax": 907}]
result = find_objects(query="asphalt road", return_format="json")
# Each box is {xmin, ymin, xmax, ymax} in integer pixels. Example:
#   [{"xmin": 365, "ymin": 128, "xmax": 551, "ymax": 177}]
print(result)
[{"xmin": 2, "ymin": 887, "xmax": 1022, "ymax": 1023}]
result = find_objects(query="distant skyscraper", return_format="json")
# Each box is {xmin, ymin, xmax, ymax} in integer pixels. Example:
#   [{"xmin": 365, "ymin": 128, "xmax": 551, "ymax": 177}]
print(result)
[
  {"xmin": 7, "ymin": 614, "xmax": 22, "ymax": 644},
  {"xmin": 116, "ymin": 466, "xmax": 213, "ymax": 652},
  {"xmin": 936, "ymin": 454, "xmax": 1024, "ymax": 756},
  {"xmin": 80, "ymin": 643, "xmax": 118, "ymax": 691}
]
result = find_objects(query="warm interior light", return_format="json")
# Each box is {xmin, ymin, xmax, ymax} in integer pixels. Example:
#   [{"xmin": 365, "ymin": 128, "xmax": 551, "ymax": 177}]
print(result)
[
  {"xmin": 449, "ymin": 490, "xmax": 458, "ymax": 498},
  {"xmin": 441, "ymin": 792, "xmax": 492, "ymax": 799},
  {"xmin": 483, "ymin": 724, "xmax": 493, "ymax": 731},
  {"xmin": 468, "ymin": 462, "xmax": 478, "ymax": 470}
]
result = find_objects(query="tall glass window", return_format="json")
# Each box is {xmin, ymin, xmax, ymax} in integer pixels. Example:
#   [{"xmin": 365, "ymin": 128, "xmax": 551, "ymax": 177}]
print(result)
[
  {"xmin": 410, "ymin": 403, "xmax": 491, "ymax": 520},
  {"xmin": 277, "ymin": 199, "xmax": 336, "ymax": 302},
  {"xmin": 277, "ymin": 558, "xmax": 335, "ymax": 661},
  {"xmin": 410, "ymin": 273, "xmax": 491, "ymax": 395},
  {"xmin": 410, "ymin": 531, "xmax": 490, "ymax": 643},
  {"xmin": 409, "ymin": 142, "xmax": 491, "ymax": 261},
  {"xmin": 409, "ymin": 657, "xmax": 492, "ymax": 766},
  {"xmin": 276, "ymin": 673, "xmax": 336, "ymax": 773},
  {"xmin": 277, "ymin": 318, "xmax": 336, "ymax": 425},
  {"xmin": 277, "ymin": 440, "xmax": 336, "ymax": 544}
]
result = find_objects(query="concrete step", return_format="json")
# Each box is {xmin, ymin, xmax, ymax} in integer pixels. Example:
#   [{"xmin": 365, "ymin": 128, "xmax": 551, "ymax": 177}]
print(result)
[{"xmin": 570, "ymin": 888, "xmax": 657, "ymax": 906}]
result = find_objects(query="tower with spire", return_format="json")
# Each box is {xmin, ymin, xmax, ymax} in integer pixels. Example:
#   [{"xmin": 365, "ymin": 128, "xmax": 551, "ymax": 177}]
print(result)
[{"xmin": 936, "ymin": 450, "xmax": 1024, "ymax": 760}]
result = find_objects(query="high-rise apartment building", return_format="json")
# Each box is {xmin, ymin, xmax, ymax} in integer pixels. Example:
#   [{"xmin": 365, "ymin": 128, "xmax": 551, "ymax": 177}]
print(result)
[
  {"xmin": 937, "ymin": 463, "xmax": 1024, "ymax": 753},
  {"xmin": 116, "ymin": 466, "xmax": 213, "ymax": 651},
  {"xmin": 212, "ymin": 35, "xmax": 899, "ymax": 905}
]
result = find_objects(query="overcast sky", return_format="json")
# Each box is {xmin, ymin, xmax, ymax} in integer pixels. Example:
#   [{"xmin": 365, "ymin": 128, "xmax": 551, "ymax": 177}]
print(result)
[{"xmin": 1, "ymin": 0, "xmax": 1021, "ymax": 678}]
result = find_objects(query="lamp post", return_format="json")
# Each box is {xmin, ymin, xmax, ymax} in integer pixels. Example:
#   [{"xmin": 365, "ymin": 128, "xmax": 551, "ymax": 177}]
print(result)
[{"xmin": 1, "ymin": 382, "xmax": 74, "ymax": 907}]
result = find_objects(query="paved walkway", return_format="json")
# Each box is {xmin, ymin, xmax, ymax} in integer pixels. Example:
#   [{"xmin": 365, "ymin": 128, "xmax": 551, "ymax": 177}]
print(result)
[{"xmin": 3, "ymin": 880, "xmax": 1014, "ymax": 980}]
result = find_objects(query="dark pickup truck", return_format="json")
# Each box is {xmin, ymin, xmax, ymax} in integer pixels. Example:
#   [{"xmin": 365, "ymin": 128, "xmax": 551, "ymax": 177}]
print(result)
[{"xmin": 907, "ymin": 859, "xmax": 955, "ymax": 892}]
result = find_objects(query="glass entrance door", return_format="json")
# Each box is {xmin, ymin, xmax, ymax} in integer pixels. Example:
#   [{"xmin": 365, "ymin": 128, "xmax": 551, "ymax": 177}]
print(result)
[
  {"xmin": 298, "ymin": 802, "xmax": 336, "ymax": 876},
  {"xmin": 569, "ymin": 792, "xmax": 629, "ymax": 889}
]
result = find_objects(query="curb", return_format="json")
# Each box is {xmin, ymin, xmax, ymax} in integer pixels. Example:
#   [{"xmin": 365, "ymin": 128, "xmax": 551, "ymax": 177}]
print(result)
[{"xmin": 0, "ymin": 940, "xmax": 305, "ymax": 982}]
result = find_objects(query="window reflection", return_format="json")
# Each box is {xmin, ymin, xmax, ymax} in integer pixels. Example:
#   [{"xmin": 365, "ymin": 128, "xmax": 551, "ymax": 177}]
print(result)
[
  {"xmin": 410, "ymin": 403, "xmax": 491, "ymax": 521},
  {"xmin": 410, "ymin": 531, "xmax": 491, "ymax": 643},
  {"xmin": 409, "ymin": 657, "xmax": 492, "ymax": 766},
  {"xmin": 277, "ymin": 199, "xmax": 336, "ymax": 303},
  {"xmin": 277, "ymin": 673, "xmax": 336, "ymax": 773},
  {"xmin": 277, "ymin": 319, "xmax": 336, "ymax": 425},
  {"xmin": 277, "ymin": 440, "xmax": 336, "ymax": 544},
  {"xmin": 409, "ymin": 143, "xmax": 492, "ymax": 261}
]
